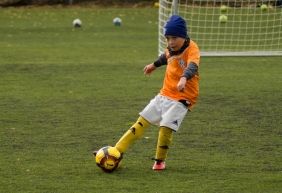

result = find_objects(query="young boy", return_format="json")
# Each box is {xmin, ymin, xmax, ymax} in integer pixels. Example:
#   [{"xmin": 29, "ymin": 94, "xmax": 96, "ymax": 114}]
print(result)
[{"xmin": 99, "ymin": 15, "xmax": 200, "ymax": 170}]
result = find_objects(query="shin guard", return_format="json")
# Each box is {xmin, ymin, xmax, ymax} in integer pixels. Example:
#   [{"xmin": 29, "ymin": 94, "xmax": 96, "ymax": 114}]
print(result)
[
  {"xmin": 115, "ymin": 116, "xmax": 150, "ymax": 153},
  {"xmin": 155, "ymin": 126, "xmax": 173, "ymax": 161}
]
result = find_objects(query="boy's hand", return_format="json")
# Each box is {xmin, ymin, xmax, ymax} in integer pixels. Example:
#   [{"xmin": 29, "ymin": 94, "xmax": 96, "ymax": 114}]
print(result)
[
  {"xmin": 143, "ymin": 63, "xmax": 156, "ymax": 75},
  {"xmin": 177, "ymin": 77, "xmax": 187, "ymax": 91}
]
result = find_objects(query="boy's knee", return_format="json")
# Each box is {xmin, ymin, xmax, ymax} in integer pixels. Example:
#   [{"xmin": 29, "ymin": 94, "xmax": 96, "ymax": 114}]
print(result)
[{"xmin": 130, "ymin": 116, "xmax": 150, "ymax": 139}]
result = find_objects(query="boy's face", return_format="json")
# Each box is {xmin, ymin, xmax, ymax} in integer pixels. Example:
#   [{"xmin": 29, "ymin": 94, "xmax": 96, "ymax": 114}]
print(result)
[{"xmin": 166, "ymin": 36, "xmax": 186, "ymax": 51}]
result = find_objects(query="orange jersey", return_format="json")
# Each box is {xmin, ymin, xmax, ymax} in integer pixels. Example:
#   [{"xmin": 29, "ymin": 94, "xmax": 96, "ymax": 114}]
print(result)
[{"xmin": 160, "ymin": 40, "xmax": 200, "ymax": 107}]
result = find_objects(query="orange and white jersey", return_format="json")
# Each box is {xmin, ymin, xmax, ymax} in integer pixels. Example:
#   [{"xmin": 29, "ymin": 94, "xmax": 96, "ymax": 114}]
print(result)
[{"xmin": 160, "ymin": 40, "xmax": 200, "ymax": 107}]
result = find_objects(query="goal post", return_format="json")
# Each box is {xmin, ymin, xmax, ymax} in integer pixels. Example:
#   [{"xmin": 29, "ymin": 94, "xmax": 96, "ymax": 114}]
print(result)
[{"xmin": 158, "ymin": 0, "xmax": 282, "ymax": 56}]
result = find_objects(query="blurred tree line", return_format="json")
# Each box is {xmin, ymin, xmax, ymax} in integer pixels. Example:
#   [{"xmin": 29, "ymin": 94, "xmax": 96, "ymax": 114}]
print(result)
[{"xmin": 0, "ymin": 0, "xmax": 152, "ymax": 6}]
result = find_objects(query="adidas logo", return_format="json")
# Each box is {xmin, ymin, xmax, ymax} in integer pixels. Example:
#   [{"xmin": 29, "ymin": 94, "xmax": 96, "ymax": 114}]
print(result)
[{"xmin": 172, "ymin": 120, "xmax": 178, "ymax": 126}]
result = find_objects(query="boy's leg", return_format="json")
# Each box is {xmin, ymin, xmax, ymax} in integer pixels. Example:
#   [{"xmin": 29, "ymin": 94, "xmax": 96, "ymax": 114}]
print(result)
[
  {"xmin": 153, "ymin": 126, "xmax": 173, "ymax": 170},
  {"xmin": 155, "ymin": 126, "xmax": 173, "ymax": 160},
  {"xmin": 115, "ymin": 116, "xmax": 150, "ymax": 153}
]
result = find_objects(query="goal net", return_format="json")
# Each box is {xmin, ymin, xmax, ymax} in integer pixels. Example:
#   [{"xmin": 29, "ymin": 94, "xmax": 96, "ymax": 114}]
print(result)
[{"xmin": 158, "ymin": 0, "xmax": 282, "ymax": 56}]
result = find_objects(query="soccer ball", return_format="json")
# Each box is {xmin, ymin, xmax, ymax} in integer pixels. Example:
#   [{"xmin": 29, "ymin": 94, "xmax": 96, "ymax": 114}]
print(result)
[
  {"xmin": 72, "ymin": 18, "xmax": 82, "ymax": 28},
  {"xmin": 219, "ymin": 15, "xmax": 228, "ymax": 23},
  {"xmin": 220, "ymin": 5, "xmax": 228, "ymax": 13},
  {"xmin": 260, "ymin": 4, "xmax": 268, "ymax": 11},
  {"xmin": 113, "ymin": 17, "xmax": 122, "ymax": 26},
  {"xmin": 95, "ymin": 146, "xmax": 122, "ymax": 173}
]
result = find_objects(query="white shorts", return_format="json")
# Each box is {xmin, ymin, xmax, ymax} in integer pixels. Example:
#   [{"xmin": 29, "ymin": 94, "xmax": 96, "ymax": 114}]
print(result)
[{"xmin": 139, "ymin": 95, "xmax": 189, "ymax": 131}]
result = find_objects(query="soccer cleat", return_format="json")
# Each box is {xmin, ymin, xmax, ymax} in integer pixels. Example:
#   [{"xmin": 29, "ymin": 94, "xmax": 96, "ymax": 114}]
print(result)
[{"xmin": 152, "ymin": 160, "xmax": 166, "ymax": 170}]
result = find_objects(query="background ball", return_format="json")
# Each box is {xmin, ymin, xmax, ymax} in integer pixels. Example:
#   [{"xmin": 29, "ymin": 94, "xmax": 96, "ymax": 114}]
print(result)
[
  {"xmin": 72, "ymin": 18, "xmax": 82, "ymax": 28},
  {"xmin": 260, "ymin": 4, "xmax": 268, "ymax": 11},
  {"xmin": 220, "ymin": 5, "xmax": 228, "ymax": 13},
  {"xmin": 219, "ymin": 15, "xmax": 228, "ymax": 23},
  {"xmin": 113, "ymin": 17, "xmax": 122, "ymax": 26},
  {"xmin": 154, "ymin": 2, "xmax": 160, "ymax": 8}
]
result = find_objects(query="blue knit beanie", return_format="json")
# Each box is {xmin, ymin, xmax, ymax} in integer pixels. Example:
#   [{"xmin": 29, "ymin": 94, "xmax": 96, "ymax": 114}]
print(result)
[{"xmin": 164, "ymin": 15, "xmax": 188, "ymax": 38}]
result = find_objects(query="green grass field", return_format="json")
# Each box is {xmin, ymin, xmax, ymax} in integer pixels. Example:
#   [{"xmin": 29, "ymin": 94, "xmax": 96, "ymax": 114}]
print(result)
[{"xmin": 0, "ymin": 6, "xmax": 281, "ymax": 193}]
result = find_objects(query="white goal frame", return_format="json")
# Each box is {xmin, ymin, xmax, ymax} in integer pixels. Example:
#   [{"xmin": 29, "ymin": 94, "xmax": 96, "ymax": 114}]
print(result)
[{"xmin": 158, "ymin": 0, "xmax": 282, "ymax": 56}]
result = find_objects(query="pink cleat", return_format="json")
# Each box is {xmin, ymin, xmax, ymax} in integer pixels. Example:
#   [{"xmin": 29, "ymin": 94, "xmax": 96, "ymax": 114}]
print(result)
[{"xmin": 152, "ymin": 160, "xmax": 166, "ymax": 170}]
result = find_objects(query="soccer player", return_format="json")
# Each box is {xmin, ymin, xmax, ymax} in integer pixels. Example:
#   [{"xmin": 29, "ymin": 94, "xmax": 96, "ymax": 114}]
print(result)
[{"xmin": 98, "ymin": 15, "xmax": 200, "ymax": 171}]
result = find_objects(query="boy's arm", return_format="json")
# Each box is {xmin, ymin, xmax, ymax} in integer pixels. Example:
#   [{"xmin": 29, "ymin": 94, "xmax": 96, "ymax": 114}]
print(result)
[
  {"xmin": 144, "ymin": 54, "xmax": 167, "ymax": 75},
  {"xmin": 153, "ymin": 54, "xmax": 167, "ymax": 67},
  {"xmin": 143, "ymin": 63, "xmax": 156, "ymax": 75},
  {"xmin": 177, "ymin": 41, "xmax": 200, "ymax": 91},
  {"xmin": 177, "ymin": 62, "xmax": 198, "ymax": 91},
  {"xmin": 182, "ymin": 62, "xmax": 198, "ymax": 80}
]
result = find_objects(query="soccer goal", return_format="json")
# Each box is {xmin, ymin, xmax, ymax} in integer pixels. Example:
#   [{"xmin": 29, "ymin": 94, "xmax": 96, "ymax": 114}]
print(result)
[{"xmin": 158, "ymin": 0, "xmax": 282, "ymax": 56}]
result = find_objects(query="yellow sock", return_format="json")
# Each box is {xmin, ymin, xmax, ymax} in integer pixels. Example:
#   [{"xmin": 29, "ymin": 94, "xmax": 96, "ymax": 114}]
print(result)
[
  {"xmin": 155, "ymin": 127, "xmax": 173, "ymax": 161},
  {"xmin": 115, "ymin": 116, "xmax": 150, "ymax": 153}
]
